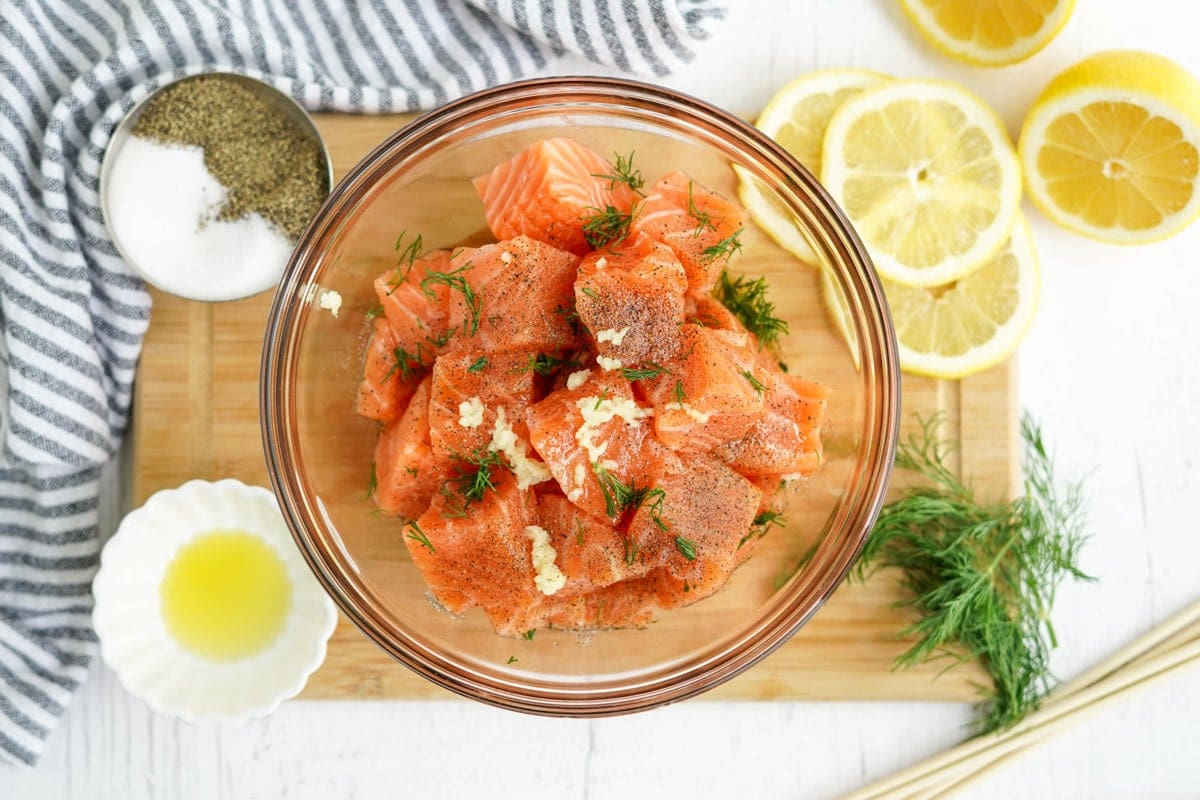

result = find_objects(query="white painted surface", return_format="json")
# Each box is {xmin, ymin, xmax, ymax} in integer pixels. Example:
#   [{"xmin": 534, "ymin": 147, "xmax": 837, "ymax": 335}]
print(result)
[{"xmin": 10, "ymin": 2, "xmax": 1200, "ymax": 797}]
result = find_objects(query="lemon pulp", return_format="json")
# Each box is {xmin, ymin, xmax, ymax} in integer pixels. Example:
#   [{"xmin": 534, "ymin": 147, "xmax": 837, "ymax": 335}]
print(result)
[{"xmin": 160, "ymin": 529, "xmax": 292, "ymax": 661}]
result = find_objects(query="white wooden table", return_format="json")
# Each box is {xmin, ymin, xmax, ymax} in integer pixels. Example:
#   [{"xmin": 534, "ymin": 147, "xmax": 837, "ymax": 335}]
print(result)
[{"xmin": 10, "ymin": 2, "xmax": 1200, "ymax": 796}]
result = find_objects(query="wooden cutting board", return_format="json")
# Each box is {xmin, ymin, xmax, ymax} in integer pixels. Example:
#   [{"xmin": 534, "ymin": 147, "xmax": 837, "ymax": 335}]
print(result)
[{"xmin": 129, "ymin": 114, "xmax": 1017, "ymax": 701}]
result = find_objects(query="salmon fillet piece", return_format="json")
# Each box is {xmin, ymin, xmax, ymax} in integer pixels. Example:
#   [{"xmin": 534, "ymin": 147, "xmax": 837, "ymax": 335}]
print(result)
[
  {"xmin": 717, "ymin": 372, "xmax": 830, "ymax": 478},
  {"xmin": 473, "ymin": 137, "xmax": 638, "ymax": 254},
  {"xmin": 373, "ymin": 377, "xmax": 448, "ymax": 520},
  {"xmin": 574, "ymin": 234, "xmax": 687, "ymax": 367},
  {"xmin": 427, "ymin": 348, "xmax": 538, "ymax": 461},
  {"xmin": 372, "ymin": 250, "xmax": 454, "ymax": 370},
  {"xmin": 446, "ymin": 236, "xmax": 582, "ymax": 354},
  {"xmin": 355, "ymin": 317, "xmax": 420, "ymax": 424},
  {"xmin": 633, "ymin": 170, "xmax": 747, "ymax": 293},
  {"xmin": 537, "ymin": 492, "xmax": 651, "ymax": 596},
  {"xmin": 541, "ymin": 576, "xmax": 661, "ymax": 630}
]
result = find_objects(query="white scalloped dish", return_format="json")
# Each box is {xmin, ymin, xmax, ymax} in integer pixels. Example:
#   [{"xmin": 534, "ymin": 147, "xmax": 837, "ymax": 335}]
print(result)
[{"xmin": 93, "ymin": 479, "xmax": 337, "ymax": 723}]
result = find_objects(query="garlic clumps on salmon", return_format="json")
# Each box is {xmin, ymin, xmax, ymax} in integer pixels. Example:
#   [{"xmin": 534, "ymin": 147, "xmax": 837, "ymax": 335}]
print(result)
[
  {"xmin": 574, "ymin": 395, "xmax": 653, "ymax": 463},
  {"xmin": 457, "ymin": 396, "xmax": 485, "ymax": 428},
  {"xmin": 490, "ymin": 408, "xmax": 552, "ymax": 489},
  {"xmin": 524, "ymin": 525, "xmax": 567, "ymax": 596}
]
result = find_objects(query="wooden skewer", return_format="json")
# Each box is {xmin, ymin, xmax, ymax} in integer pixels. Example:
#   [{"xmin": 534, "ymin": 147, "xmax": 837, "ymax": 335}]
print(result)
[{"xmin": 842, "ymin": 600, "xmax": 1200, "ymax": 800}]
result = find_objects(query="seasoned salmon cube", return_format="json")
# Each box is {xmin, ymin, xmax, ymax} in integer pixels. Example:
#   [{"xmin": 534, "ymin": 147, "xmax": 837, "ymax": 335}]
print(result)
[
  {"xmin": 472, "ymin": 138, "xmax": 638, "ymax": 254},
  {"xmin": 526, "ymin": 369, "xmax": 657, "ymax": 522},
  {"xmin": 717, "ymin": 373, "xmax": 830, "ymax": 477},
  {"xmin": 372, "ymin": 250, "xmax": 453, "ymax": 370},
  {"xmin": 625, "ymin": 452, "xmax": 762, "ymax": 601},
  {"xmin": 541, "ymin": 576, "xmax": 660, "ymax": 630},
  {"xmin": 372, "ymin": 377, "xmax": 447, "ymax": 520},
  {"xmin": 633, "ymin": 170, "xmax": 747, "ymax": 293},
  {"xmin": 641, "ymin": 325, "xmax": 766, "ymax": 452},
  {"xmin": 574, "ymin": 235, "xmax": 687, "ymax": 366},
  {"xmin": 356, "ymin": 317, "xmax": 420, "ymax": 424},
  {"xmin": 427, "ymin": 349, "xmax": 538, "ymax": 461},
  {"xmin": 446, "ymin": 236, "xmax": 581, "ymax": 354},
  {"xmin": 409, "ymin": 470, "xmax": 543, "ymax": 636},
  {"xmin": 537, "ymin": 492, "xmax": 650, "ymax": 596}
]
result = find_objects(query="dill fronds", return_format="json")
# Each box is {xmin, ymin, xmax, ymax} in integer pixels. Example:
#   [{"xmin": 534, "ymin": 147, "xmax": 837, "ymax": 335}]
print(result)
[
  {"xmin": 713, "ymin": 270, "xmax": 789, "ymax": 350},
  {"xmin": 592, "ymin": 151, "xmax": 645, "ymax": 195},
  {"xmin": 856, "ymin": 414, "xmax": 1092, "ymax": 734},
  {"xmin": 582, "ymin": 205, "xmax": 636, "ymax": 249}
]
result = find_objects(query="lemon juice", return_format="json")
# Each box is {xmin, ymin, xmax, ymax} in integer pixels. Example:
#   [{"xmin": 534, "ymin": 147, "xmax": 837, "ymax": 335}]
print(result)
[{"xmin": 160, "ymin": 529, "xmax": 292, "ymax": 661}]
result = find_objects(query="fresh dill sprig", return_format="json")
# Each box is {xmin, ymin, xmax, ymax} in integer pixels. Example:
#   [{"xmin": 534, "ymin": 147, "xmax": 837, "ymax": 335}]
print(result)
[
  {"xmin": 592, "ymin": 463, "xmax": 667, "ymax": 530},
  {"xmin": 405, "ymin": 520, "xmax": 435, "ymax": 553},
  {"xmin": 673, "ymin": 536, "xmax": 697, "ymax": 560},
  {"xmin": 582, "ymin": 205, "xmax": 636, "ymax": 249},
  {"xmin": 671, "ymin": 380, "xmax": 687, "ymax": 404},
  {"xmin": 580, "ymin": 287, "xmax": 601, "ymax": 301},
  {"xmin": 383, "ymin": 344, "xmax": 424, "ymax": 382},
  {"xmin": 363, "ymin": 462, "xmax": 377, "ymax": 502},
  {"xmin": 466, "ymin": 356, "xmax": 489, "ymax": 373},
  {"xmin": 855, "ymin": 414, "xmax": 1092, "ymax": 735},
  {"xmin": 421, "ymin": 262, "xmax": 481, "ymax": 336},
  {"xmin": 522, "ymin": 629, "xmax": 536, "ymax": 641},
  {"xmin": 714, "ymin": 270, "xmax": 789, "ymax": 350},
  {"xmin": 388, "ymin": 231, "xmax": 424, "ymax": 288},
  {"xmin": 512, "ymin": 352, "xmax": 582, "ymax": 376},
  {"xmin": 365, "ymin": 303, "xmax": 385, "ymax": 320},
  {"xmin": 686, "ymin": 180, "xmax": 716, "ymax": 236},
  {"xmin": 620, "ymin": 362, "xmax": 668, "ymax": 381},
  {"xmin": 740, "ymin": 369, "xmax": 766, "ymax": 394},
  {"xmin": 701, "ymin": 227, "xmax": 744, "ymax": 264},
  {"xmin": 441, "ymin": 448, "xmax": 510, "ymax": 517},
  {"xmin": 740, "ymin": 509, "xmax": 786, "ymax": 548},
  {"xmin": 592, "ymin": 151, "xmax": 645, "ymax": 195}
]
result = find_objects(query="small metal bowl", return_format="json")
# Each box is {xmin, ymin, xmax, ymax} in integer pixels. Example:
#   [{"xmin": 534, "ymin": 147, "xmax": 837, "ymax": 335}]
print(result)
[{"xmin": 99, "ymin": 72, "xmax": 333, "ymax": 302}]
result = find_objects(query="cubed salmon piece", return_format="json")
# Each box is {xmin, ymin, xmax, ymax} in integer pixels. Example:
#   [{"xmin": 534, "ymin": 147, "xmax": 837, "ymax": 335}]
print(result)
[
  {"xmin": 472, "ymin": 137, "xmax": 638, "ymax": 254},
  {"xmin": 633, "ymin": 170, "xmax": 747, "ymax": 293},
  {"xmin": 409, "ymin": 470, "xmax": 543, "ymax": 636},
  {"xmin": 574, "ymin": 235, "xmax": 687, "ymax": 366},
  {"xmin": 356, "ymin": 317, "xmax": 420, "ymax": 424},
  {"xmin": 427, "ymin": 349, "xmax": 538, "ymax": 461},
  {"xmin": 537, "ymin": 492, "xmax": 650, "ymax": 596},
  {"xmin": 372, "ymin": 250, "xmax": 453, "ymax": 370},
  {"xmin": 641, "ymin": 325, "xmax": 766, "ymax": 452},
  {"xmin": 526, "ymin": 369, "xmax": 657, "ymax": 522},
  {"xmin": 717, "ymin": 373, "xmax": 830, "ymax": 478},
  {"xmin": 625, "ymin": 452, "xmax": 762, "ymax": 601},
  {"xmin": 446, "ymin": 236, "xmax": 581, "ymax": 354},
  {"xmin": 373, "ymin": 377, "xmax": 448, "ymax": 520},
  {"xmin": 541, "ymin": 576, "xmax": 660, "ymax": 630}
]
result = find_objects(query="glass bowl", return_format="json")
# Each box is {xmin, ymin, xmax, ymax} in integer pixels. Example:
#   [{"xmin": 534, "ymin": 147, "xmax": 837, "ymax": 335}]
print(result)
[{"xmin": 260, "ymin": 77, "xmax": 899, "ymax": 715}]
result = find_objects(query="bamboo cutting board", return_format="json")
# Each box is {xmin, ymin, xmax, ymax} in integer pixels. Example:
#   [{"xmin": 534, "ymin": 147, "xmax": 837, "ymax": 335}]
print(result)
[{"xmin": 129, "ymin": 114, "xmax": 1018, "ymax": 701}]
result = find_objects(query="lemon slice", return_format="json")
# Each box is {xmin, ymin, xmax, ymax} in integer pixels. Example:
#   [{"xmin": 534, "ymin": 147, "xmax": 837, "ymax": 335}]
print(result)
[
  {"xmin": 832, "ymin": 212, "xmax": 1039, "ymax": 379},
  {"xmin": 898, "ymin": 0, "xmax": 1075, "ymax": 66},
  {"xmin": 822, "ymin": 79, "xmax": 1022, "ymax": 287},
  {"xmin": 740, "ymin": 69, "xmax": 890, "ymax": 266},
  {"xmin": 1019, "ymin": 50, "xmax": 1200, "ymax": 244}
]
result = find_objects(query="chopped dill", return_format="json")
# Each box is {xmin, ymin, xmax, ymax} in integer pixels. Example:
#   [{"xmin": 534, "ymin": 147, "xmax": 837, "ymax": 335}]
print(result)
[
  {"xmin": 425, "ymin": 326, "xmax": 457, "ymax": 349},
  {"xmin": 701, "ymin": 227, "xmax": 744, "ymax": 264},
  {"xmin": 403, "ymin": 465, "xmax": 419, "ymax": 478},
  {"xmin": 673, "ymin": 536, "xmax": 697, "ymax": 560},
  {"xmin": 593, "ymin": 463, "xmax": 667, "ymax": 530},
  {"xmin": 623, "ymin": 538, "xmax": 639, "ymax": 567},
  {"xmin": 507, "ymin": 656, "xmax": 518, "ymax": 664},
  {"xmin": 512, "ymin": 352, "xmax": 582, "ymax": 376},
  {"xmin": 522, "ymin": 629, "xmax": 536, "ymax": 641},
  {"xmin": 686, "ymin": 181, "xmax": 716, "ymax": 236},
  {"xmin": 405, "ymin": 520, "xmax": 435, "ymax": 553},
  {"xmin": 441, "ymin": 448, "xmax": 510, "ymax": 516},
  {"xmin": 575, "ymin": 518, "xmax": 587, "ymax": 546},
  {"xmin": 421, "ymin": 261, "xmax": 481, "ymax": 336},
  {"xmin": 854, "ymin": 414, "xmax": 1092, "ymax": 734},
  {"xmin": 740, "ymin": 369, "xmax": 766, "ymax": 394},
  {"xmin": 388, "ymin": 231, "xmax": 424, "ymax": 287},
  {"xmin": 620, "ymin": 362, "xmax": 668, "ymax": 381},
  {"xmin": 581, "ymin": 205, "xmax": 636, "ymax": 249},
  {"xmin": 671, "ymin": 380, "xmax": 687, "ymax": 404},
  {"xmin": 363, "ymin": 462, "xmax": 377, "ymax": 501},
  {"xmin": 740, "ymin": 509, "xmax": 786, "ymax": 548},
  {"xmin": 365, "ymin": 303, "xmax": 385, "ymax": 320},
  {"xmin": 466, "ymin": 356, "xmax": 489, "ymax": 373},
  {"xmin": 593, "ymin": 388, "xmax": 610, "ymax": 411},
  {"xmin": 714, "ymin": 270, "xmax": 789, "ymax": 350},
  {"xmin": 580, "ymin": 287, "xmax": 601, "ymax": 301},
  {"xmin": 591, "ymin": 151, "xmax": 646, "ymax": 195},
  {"xmin": 383, "ymin": 345, "xmax": 424, "ymax": 382}
]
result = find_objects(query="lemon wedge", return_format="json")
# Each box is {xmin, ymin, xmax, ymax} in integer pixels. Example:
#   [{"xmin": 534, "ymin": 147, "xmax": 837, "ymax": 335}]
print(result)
[
  {"xmin": 1019, "ymin": 50, "xmax": 1200, "ymax": 244},
  {"xmin": 825, "ymin": 212, "xmax": 1039, "ymax": 379},
  {"xmin": 740, "ymin": 69, "xmax": 890, "ymax": 265},
  {"xmin": 898, "ymin": 0, "xmax": 1075, "ymax": 66},
  {"xmin": 822, "ymin": 79, "xmax": 1022, "ymax": 287}
]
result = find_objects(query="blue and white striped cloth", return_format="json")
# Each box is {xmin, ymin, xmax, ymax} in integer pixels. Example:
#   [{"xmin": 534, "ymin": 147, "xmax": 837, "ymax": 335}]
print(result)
[{"xmin": 0, "ymin": 0, "xmax": 727, "ymax": 767}]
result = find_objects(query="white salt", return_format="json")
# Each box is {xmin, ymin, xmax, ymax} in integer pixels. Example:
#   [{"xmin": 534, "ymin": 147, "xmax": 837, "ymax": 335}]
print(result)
[{"xmin": 104, "ymin": 136, "xmax": 293, "ymax": 301}]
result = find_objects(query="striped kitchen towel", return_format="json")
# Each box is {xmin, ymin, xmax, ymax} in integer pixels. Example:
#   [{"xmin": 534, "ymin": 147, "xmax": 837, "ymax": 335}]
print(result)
[{"xmin": 0, "ymin": 0, "xmax": 728, "ymax": 767}]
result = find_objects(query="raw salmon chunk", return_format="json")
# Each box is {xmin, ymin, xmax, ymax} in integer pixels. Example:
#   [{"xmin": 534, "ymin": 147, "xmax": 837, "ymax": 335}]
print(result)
[
  {"xmin": 372, "ymin": 250, "xmax": 454, "ymax": 371},
  {"xmin": 574, "ymin": 235, "xmax": 687, "ymax": 366},
  {"xmin": 526, "ymin": 369, "xmax": 656, "ymax": 522},
  {"xmin": 473, "ymin": 137, "xmax": 638, "ymax": 254},
  {"xmin": 427, "ymin": 349, "xmax": 537, "ymax": 460},
  {"xmin": 356, "ymin": 317, "xmax": 419, "ymax": 424},
  {"xmin": 372, "ymin": 377, "xmax": 447, "ymax": 520},
  {"xmin": 633, "ymin": 170, "xmax": 747, "ymax": 293},
  {"xmin": 642, "ymin": 325, "xmax": 766, "ymax": 451},
  {"xmin": 541, "ymin": 576, "xmax": 660, "ymax": 630},
  {"xmin": 625, "ymin": 452, "xmax": 762, "ymax": 599},
  {"xmin": 537, "ymin": 493, "xmax": 650, "ymax": 595},
  {"xmin": 717, "ymin": 372, "xmax": 830, "ymax": 477},
  {"xmin": 446, "ymin": 236, "xmax": 582, "ymax": 354},
  {"xmin": 409, "ymin": 470, "xmax": 544, "ymax": 636}
]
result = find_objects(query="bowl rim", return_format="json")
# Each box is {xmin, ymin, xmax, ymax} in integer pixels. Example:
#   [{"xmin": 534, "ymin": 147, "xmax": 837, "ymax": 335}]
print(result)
[{"xmin": 260, "ymin": 75, "xmax": 900, "ymax": 715}]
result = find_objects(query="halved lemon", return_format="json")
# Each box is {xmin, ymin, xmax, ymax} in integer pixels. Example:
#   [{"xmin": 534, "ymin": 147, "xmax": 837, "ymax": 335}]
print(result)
[
  {"xmin": 822, "ymin": 79, "xmax": 1022, "ymax": 287},
  {"xmin": 898, "ymin": 0, "xmax": 1075, "ymax": 67},
  {"xmin": 825, "ymin": 212, "xmax": 1040, "ymax": 379},
  {"xmin": 739, "ymin": 69, "xmax": 890, "ymax": 265},
  {"xmin": 1020, "ymin": 50, "xmax": 1200, "ymax": 244}
]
